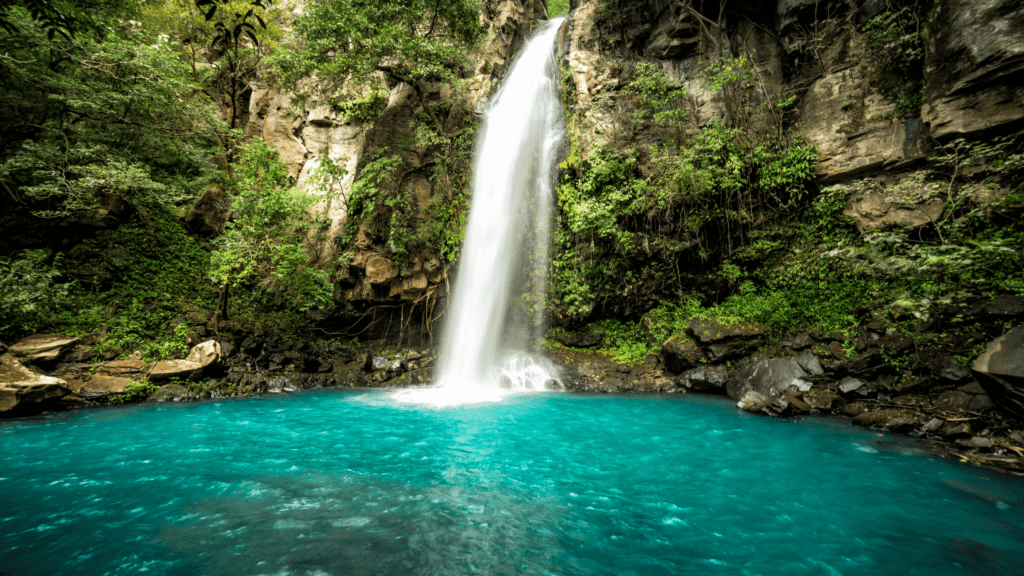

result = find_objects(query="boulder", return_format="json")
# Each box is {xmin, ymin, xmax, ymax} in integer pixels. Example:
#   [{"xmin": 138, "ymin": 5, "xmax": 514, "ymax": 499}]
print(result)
[
  {"xmin": 852, "ymin": 409, "xmax": 925, "ymax": 432},
  {"xmin": 149, "ymin": 360, "xmax": 204, "ymax": 382},
  {"xmin": 186, "ymin": 340, "xmax": 224, "ymax": 370},
  {"xmin": 804, "ymin": 389, "xmax": 839, "ymax": 412},
  {"xmin": 937, "ymin": 390, "xmax": 974, "ymax": 412},
  {"xmin": 794, "ymin": 352, "xmax": 824, "ymax": 376},
  {"xmin": 838, "ymin": 377, "xmax": 866, "ymax": 395},
  {"xmin": 365, "ymin": 254, "xmax": 399, "ymax": 285},
  {"xmin": 679, "ymin": 365, "xmax": 729, "ymax": 393},
  {"xmin": 0, "ymin": 355, "xmax": 71, "ymax": 414},
  {"xmin": 184, "ymin": 187, "xmax": 228, "ymax": 236},
  {"xmin": 8, "ymin": 334, "xmax": 80, "ymax": 363},
  {"xmin": 73, "ymin": 375, "xmax": 132, "ymax": 398},
  {"xmin": 150, "ymin": 383, "xmax": 189, "ymax": 402},
  {"xmin": 726, "ymin": 358, "xmax": 812, "ymax": 401},
  {"xmin": 98, "ymin": 358, "xmax": 146, "ymax": 376},
  {"xmin": 842, "ymin": 190, "xmax": 945, "ymax": 233},
  {"xmin": 686, "ymin": 318, "xmax": 764, "ymax": 363},
  {"xmin": 661, "ymin": 337, "xmax": 705, "ymax": 373},
  {"xmin": 971, "ymin": 325, "xmax": 1024, "ymax": 420},
  {"xmin": 840, "ymin": 402, "xmax": 870, "ymax": 417}
]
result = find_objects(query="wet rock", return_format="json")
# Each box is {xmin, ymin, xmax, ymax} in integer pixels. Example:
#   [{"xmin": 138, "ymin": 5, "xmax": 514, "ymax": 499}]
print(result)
[
  {"xmin": 959, "ymin": 437, "xmax": 993, "ymax": 449},
  {"xmin": 726, "ymin": 358, "xmax": 811, "ymax": 401},
  {"xmin": 985, "ymin": 294, "xmax": 1024, "ymax": 319},
  {"xmin": 661, "ymin": 337, "xmax": 705, "ymax": 373},
  {"xmin": 75, "ymin": 375, "xmax": 132, "ymax": 397},
  {"xmin": 268, "ymin": 353, "xmax": 286, "ymax": 371},
  {"xmin": 922, "ymin": 418, "xmax": 945, "ymax": 434},
  {"xmin": 737, "ymin": 390, "xmax": 774, "ymax": 415},
  {"xmin": 852, "ymin": 409, "xmax": 924, "ymax": 432},
  {"xmin": 364, "ymin": 354, "xmax": 389, "ymax": 372},
  {"xmin": 149, "ymin": 360, "xmax": 203, "ymax": 381},
  {"xmin": 781, "ymin": 335, "xmax": 812, "ymax": 351},
  {"xmin": 941, "ymin": 422, "xmax": 972, "ymax": 440},
  {"xmin": 679, "ymin": 365, "xmax": 729, "ymax": 393},
  {"xmin": 928, "ymin": 355, "xmax": 971, "ymax": 383},
  {"xmin": 958, "ymin": 381, "xmax": 986, "ymax": 395},
  {"xmin": 839, "ymin": 402, "xmax": 870, "ymax": 417},
  {"xmin": 784, "ymin": 390, "xmax": 812, "ymax": 414},
  {"xmin": 8, "ymin": 334, "xmax": 80, "ymax": 363},
  {"xmin": 794, "ymin": 353, "xmax": 823, "ymax": 376},
  {"xmin": 971, "ymin": 325, "xmax": 1024, "ymax": 420},
  {"xmin": 803, "ymin": 389, "xmax": 838, "ymax": 412},
  {"xmin": 685, "ymin": 318, "xmax": 763, "ymax": 363},
  {"xmin": 150, "ymin": 383, "xmax": 189, "ymax": 402},
  {"xmin": 838, "ymin": 377, "xmax": 865, "ymax": 395},
  {"xmin": 937, "ymin": 390, "xmax": 974, "ymax": 412},
  {"xmin": 969, "ymin": 394, "xmax": 994, "ymax": 411}
]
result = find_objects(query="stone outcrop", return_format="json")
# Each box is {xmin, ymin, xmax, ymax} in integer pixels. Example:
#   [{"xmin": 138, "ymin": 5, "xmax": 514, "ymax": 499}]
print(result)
[
  {"xmin": 972, "ymin": 325, "xmax": 1024, "ymax": 420},
  {"xmin": 726, "ymin": 357, "xmax": 814, "ymax": 401},
  {"xmin": 149, "ymin": 360, "xmax": 204, "ymax": 382},
  {"xmin": 0, "ymin": 354, "xmax": 71, "ymax": 415},
  {"xmin": 186, "ymin": 340, "xmax": 224, "ymax": 371},
  {"xmin": 185, "ymin": 187, "xmax": 229, "ymax": 236},
  {"xmin": 923, "ymin": 0, "xmax": 1024, "ymax": 141},
  {"xmin": 8, "ymin": 334, "xmax": 79, "ymax": 363}
]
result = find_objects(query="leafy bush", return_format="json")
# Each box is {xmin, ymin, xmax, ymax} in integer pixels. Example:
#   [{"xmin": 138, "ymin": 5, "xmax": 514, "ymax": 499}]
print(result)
[
  {"xmin": 107, "ymin": 380, "xmax": 160, "ymax": 405},
  {"xmin": 0, "ymin": 250, "xmax": 69, "ymax": 338},
  {"xmin": 210, "ymin": 139, "xmax": 334, "ymax": 312}
]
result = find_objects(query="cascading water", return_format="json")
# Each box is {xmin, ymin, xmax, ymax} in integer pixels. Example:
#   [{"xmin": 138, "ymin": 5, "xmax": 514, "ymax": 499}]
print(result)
[{"xmin": 399, "ymin": 18, "xmax": 566, "ymax": 405}]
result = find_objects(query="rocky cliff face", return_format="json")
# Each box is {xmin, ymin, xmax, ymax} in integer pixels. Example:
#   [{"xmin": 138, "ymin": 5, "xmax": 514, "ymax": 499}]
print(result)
[
  {"xmin": 562, "ymin": 0, "xmax": 1023, "ymax": 184},
  {"xmin": 234, "ymin": 0, "xmax": 548, "ymax": 343}
]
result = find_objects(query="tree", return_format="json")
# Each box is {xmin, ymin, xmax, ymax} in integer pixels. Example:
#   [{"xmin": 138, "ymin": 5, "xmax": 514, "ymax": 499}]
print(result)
[
  {"xmin": 208, "ymin": 139, "xmax": 334, "ymax": 328},
  {"xmin": 0, "ymin": 2, "xmax": 224, "ymax": 220},
  {"xmin": 272, "ymin": 0, "xmax": 484, "ymax": 109}
]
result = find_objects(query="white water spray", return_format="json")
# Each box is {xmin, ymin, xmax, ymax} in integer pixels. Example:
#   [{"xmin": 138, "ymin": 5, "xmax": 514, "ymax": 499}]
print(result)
[{"xmin": 398, "ymin": 18, "xmax": 566, "ymax": 406}]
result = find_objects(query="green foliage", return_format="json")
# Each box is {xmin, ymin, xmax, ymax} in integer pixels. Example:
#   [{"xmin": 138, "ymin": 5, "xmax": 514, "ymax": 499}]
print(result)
[
  {"xmin": 106, "ymin": 379, "xmax": 160, "ymax": 405},
  {"xmin": 272, "ymin": 0, "xmax": 483, "ymax": 109},
  {"xmin": 626, "ymin": 62, "xmax": 689, "ymax": 140},
  {"xmin": 0, "ymin": 5, "xmax": 224, "ymax": 219},
  {"xmin": 210, "ymin": 139, "xmax": 333, "ymax": 311},
  {"xmin": 699, "ymin": 55, "xmax": 755, "ymax": 94},
  {"xmin": 547, "ymin": 0, "xmax": 571, "ymax": 17},
  {"xmin": 822, "ymin": 137, "xmax": 1024, "ymax": 301},
  {"xmin": 0, "ymin": 250, "xmax": 70, "ymax": 338},
  {"xmin": 860, "ymin": 4, "xmax": 926, "ymax": 118},
  {"xmin": 591, "ymin": 319, "xmax": 652, "ymax": 365},
  {"xmin": 332, "ymin": 87, "xmax": 389, "ymax": 123}
]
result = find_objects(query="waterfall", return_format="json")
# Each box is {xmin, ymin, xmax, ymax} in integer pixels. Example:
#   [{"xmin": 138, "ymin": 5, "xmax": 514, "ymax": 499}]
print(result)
[{"xmin": 399, "ymin": 17, "xmax": 566, "ymax": 405}]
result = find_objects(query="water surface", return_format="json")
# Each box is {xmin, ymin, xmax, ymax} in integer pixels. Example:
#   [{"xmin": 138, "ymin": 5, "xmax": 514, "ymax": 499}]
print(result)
[{"xmin": 2, "ymin": 390, "xmax": 1022, "ymax": 575}]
